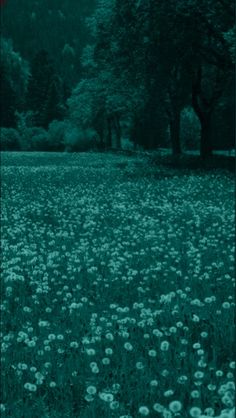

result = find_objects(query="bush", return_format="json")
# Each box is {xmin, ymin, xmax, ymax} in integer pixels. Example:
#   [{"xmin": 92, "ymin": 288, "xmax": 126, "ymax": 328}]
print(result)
[
  {"xmin": 48, "ymin": 120, "xmax": 68, "ymax": 151},
  {"xmin": 121, "ymin": 137, "xmax": 135, "ymax": 151},
  {"xmin": 63, "ymin": 124, "xmax": 100, "ymax": 152},
  {"xmin": 19, "ymin": 127, "xmax": 50, "ymax": 151},
  {"xmin": 0, "ymin": 128, "xmax": 21, "ymax": 151}
]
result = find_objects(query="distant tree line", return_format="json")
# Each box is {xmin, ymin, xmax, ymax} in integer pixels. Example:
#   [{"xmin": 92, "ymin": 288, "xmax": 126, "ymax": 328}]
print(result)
[{"xmin": 0, "ymin": 0, "xmax": 235, "ymax": 156}]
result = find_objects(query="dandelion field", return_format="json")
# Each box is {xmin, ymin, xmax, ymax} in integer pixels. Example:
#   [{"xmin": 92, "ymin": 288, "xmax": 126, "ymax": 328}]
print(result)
[{"xmin": 1, "ymin": 152, "xmax": 235, "ymax": 418}]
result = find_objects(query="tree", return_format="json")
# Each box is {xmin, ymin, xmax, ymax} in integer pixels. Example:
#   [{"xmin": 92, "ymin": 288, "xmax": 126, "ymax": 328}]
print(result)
[
  {"xmin": 26, "ymin": 50, "xmax": 64, "ymax": 128},
  {"xmin": 0, "ymin": 38, "xmax": 29, "ymax": 127},
  {"xmin": 177, "ymin": 0, "xmax": 235, "ymax": 157}
]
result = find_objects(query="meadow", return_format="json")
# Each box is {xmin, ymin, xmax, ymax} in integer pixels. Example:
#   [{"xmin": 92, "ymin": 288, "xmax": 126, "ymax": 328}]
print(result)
[{"xmin": 1, "ymin": 152, "xmax": 235, "ymax": 418}]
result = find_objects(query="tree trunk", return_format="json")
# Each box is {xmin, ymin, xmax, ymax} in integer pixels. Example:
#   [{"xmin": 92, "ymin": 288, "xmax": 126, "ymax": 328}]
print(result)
[
  {"xmin": 169, "ymin": 111, "xmax": 181, "ymax": 156},
  {"xmin": 106, "ymin": 117, "xmax": 112, "ymax": 148},
  {"xmin": 200, "ymin": 115, "xmax": 213, "ymax": 158},
  {"xmin": 113, "ymin": 116, "xmax": 121, "ymax": 149}
]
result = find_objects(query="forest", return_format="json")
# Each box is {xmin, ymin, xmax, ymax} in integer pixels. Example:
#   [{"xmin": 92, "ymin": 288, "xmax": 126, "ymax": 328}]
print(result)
[{"xmin": 0, "ymin": 0, "xmax": 235, "ymax": 157}]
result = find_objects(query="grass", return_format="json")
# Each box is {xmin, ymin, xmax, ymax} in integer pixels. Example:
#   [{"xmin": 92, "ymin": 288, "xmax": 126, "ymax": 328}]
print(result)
[{"xmin": 1, "ymin": 152, "xmax": 235, "ymax": 418}]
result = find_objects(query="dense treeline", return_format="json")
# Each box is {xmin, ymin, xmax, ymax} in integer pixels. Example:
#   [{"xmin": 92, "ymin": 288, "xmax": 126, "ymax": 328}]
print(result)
[{"xmin": 0, "ymin": 0, "xmax": 235, "ymax": 156}]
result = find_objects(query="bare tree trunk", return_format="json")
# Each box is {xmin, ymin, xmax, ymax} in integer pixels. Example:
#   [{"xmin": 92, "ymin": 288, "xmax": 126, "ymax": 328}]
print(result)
[
  {"xmin": 106, "ymin": 117, "xmax": 112, "ymax": 148},
  {"xmin": 113, "ymin": 116, "xmax": 121, "ymax": 149},
  {"xmin": 192, "ymin": 65, "xmax": 223, "ymax": 158},
  {"xmin": 200, "ymin": 114, "xmax": 213, "ymax": 158},
  {"xmin": 169, "ymin": 110, "xmax": 181, "ymax": 156}
]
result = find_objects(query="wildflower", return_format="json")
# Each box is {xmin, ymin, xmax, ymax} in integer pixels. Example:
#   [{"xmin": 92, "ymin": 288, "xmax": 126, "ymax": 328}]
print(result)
[
  {"xmin": 169, "ymin": 327, "xmax": 177, "ymax": 334},
  {"xmin": 169, "ymin": 400, "xmax": 182, "ymax": 413},
  {"xmin": 216, "ymin": 370, "xmax": 224, "ymax": 377},
  {"xmin": 226, "ymin": 381, "xmax": 235, "ymax": 390},
  {"xmin": 136, "ymin": 362, "xmax": 145, "ymax": 370},
  {"xmin": 138, "ymin": 406, "xmax": 150, "ymax": 416},
  {"xmin": 153, "ymin": 403, "xmax": 165, "ymax": 412},
  {"xmin": 177, "ymin": 375, "xmax": 188, "ymax": 384},
  {"xmin": 148, "ymin": 349, "xmax": 157, "ymax": 357},
  {"xmin": 105, "ymin": 333, "xmax": 114, "ymax": 341},
  {"xmin": 207, "ymin": 384, "xmax": 216, "ymax": 391},
  {"xmin": 99, "ymin": 392, "xmax": 114, "ymax": 402},
  {"xmin": 192, "ymin": 315, "xmax": 200, "ymax": 322},
  {"xmin": 102, "ymin": 357, "xmax": 110, "ymax": 365},
  {"xmin": 191, "ymin": 390, "xmax": 200, "ymax": 398},
  {"xmin": 24, "ymin": 383, "xmax": 37, "ymax": 392},
  {"xmin": 164, "ymin": 389, "xmax": 174, "ymax": 397},
  {"xmin": 222, "ymin": 302, "xmax": 230, "ymax": 309},
  {"xmin": 48, "ymin": 334, "xmax": 56, "ymax": 341},
  {"xmin": 110, "ymin": 401, "xmax": 120, "ymax": 410},
  {"xmin": 189, "ymin": 407, "xmax": 202, "ymax": 417},
  {"xmin": 86, "ymin": 385, "xmax": 97, "ymax": 395},
  {"xmin": 222, "ymin": 394, "xmax": 234, "ymax": 407},
  {"xmin": 204, "ymin": 408, "xmax": 215, "ymax": 416},
  {"xmin": 150, "ymin": 380, "xmax": 158, "ymax": 387},
  {"xmin": 35, "ymin": 372, "xmax": 44, "ymax": 381},
  {"xmin": 105, "ymin": 348, "xmax": 113, "ymax": 355},
  {"xmin": 27, "ymin": 340, "xmax": 36, "ymax": 348},
  {"xmin": 153, "ymin": 329, "xmax": 163, "ymax": 337},
  {"xmin": 194, "ymin": 371, "xmax": 204, "ymax": 379},
  {"xmin": 124, "ymin": 342, "xmax": 133, "ymax": 351},
  {"xmin": 193, "ymin": 343, "xmax": 201, "ymax": 349},
  {"xmin": 161, "ymin": 369, "xmax": 169, "ymax": 377},
  {"xmin": 70, "ymin": 341, "xmax": 79, "ymax": 348},
  {"xmin": 86, "ymin": 348, "xmax": 96, "ymax": 355},
  {"xmin": 163, "ymin": 410, "xmax": 172, "ymax": 418},
  {"xmin": 160, "ymin": 341, "xmax": 170, "ymax": 351},
  {"xmin": 85, "ymin": 394, "xmax": 94, "ymax": 402},
  {"xmin": 18, "ymin": 363, "xmax": 28, "ymax": 370}
]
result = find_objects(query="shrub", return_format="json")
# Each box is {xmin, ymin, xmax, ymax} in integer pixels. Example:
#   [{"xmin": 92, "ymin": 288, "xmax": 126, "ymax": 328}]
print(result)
[
  {"xmin": 19, "ymin": 127, "xmax": 50, "ymax": 151},
  {"xmin": 48, "ymin": 120, "xmax": 68, "ymax": 151},
  {"xmin": 0, "ymin": 128, "xmax": 21, "ymax": 151},
  {"xmin": 63, "ymin": 124, "xmax": 100, "ymax": 152}
]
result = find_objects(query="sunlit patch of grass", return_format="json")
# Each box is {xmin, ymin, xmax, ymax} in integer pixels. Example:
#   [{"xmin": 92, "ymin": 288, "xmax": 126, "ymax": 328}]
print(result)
[{"xmin": 1, "ymin": 152, "xmax": 235, "ymax": 418}]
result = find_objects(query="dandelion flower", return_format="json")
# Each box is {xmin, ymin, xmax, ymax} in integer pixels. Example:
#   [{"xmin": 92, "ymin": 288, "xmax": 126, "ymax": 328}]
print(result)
[
  {"xmin": 148, "ymin": 349, "xmax": 157, "ymax": 357},
  {"xmin": 110, "ymin": 401, "xmax": 119, "ymax": 410},
  {"xmin": 150, "ymin": 380, "xmax": 158, "ymax": 387},
  {"xmin": 138, "ymin": 406, "xmax": 150, "ymax": 416},
  {"xmin": 86, "ymin": 385, "xmax": 97, "ymax": 395},
  {"xmin": 189, "ymin": 407, "xmax": 202, "ymax": 417},
  {"xmin": 153, "ymin": 403, "xmax": 164, "ymax": 412},
  {"xmin": 160, "ymin": 341, "xmax": 170, "ymax": 351},
  {"xmin": 191, "ymin": 390, "xmax": 200, "ymax": 398},
  {"xmin": 124, "ymin": 342, "xmax": 133, "ymax": 351},
  {"xmin": 169, "ymin": 400, "xmax": 182, "ymax": 413}
]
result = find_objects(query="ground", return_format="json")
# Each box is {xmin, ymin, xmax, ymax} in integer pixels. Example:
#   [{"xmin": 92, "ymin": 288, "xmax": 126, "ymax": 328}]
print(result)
[{"xmin": 1, "ymin": 152, "xmax": 235, "ymax": 418}]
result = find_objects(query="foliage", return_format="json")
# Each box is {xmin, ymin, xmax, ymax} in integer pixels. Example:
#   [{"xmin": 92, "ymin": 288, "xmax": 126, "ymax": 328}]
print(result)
[
  {"xmin": 0, "ymin": 38, "xmax": 29, "ymax": 103},
  {"xmin": 0, "ymin": 128, "xmax": 21, "ymax": 151},
  {"xmin": 0, "ymin": 38, "xmax": 29, "ymax": 127},
  {"xmin": 63, "ymin": 124, "xmax": 100, "ymax": 152},
  {"xmin": 26, "ymin": 50, "xmax": 64, "ymax": 129}
]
